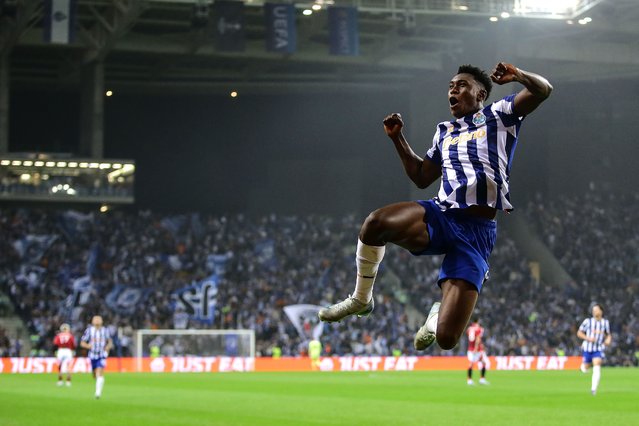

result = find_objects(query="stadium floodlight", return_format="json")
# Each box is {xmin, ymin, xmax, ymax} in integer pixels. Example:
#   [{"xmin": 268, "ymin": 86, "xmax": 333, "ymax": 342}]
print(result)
[
  {"xmin": 149, "ymin": 0, "xmax": 603, "ymax": 20},
  {"xmin": 135, "ymin": 329, "xmax": 256, "ymax": 372},
  {"xmin": 516, "ymin": 0, "xmax": 578, "ymax": 15},
  {"xmin": 513, "ymin": 0, "xmax": 603, "ymax": 18}
]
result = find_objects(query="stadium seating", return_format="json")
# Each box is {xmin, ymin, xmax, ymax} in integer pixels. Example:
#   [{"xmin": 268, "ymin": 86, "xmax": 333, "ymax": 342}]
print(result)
[{"xmin": 0, "ymin": 193, "xmax": 636, "ymax": 365}]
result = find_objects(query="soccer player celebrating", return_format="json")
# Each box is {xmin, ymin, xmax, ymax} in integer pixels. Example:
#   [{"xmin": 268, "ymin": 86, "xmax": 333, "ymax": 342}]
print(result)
[
  {"xmin": 80, "ymin": 315, "xmax": 113, "ymax": 399},
  {"xmin": 53, "ymin": 323, "xmax": 76, "ymax": 387},
  {"xmin": 577, "ymin": 304, "xmax": 611, "ymax": 395},
  {"xmin": 466, "ymin": 317, "xmax": 489, "ymax": 385},
  {"xmin": 319, "ymin": 62, "xmax": 552, "ymax": 353}
]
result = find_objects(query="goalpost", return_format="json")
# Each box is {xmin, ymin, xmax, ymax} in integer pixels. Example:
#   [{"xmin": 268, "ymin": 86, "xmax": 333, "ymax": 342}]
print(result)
[{"xmin": 135, "ymin": 329, "xmax": 255, "ymax": 371}]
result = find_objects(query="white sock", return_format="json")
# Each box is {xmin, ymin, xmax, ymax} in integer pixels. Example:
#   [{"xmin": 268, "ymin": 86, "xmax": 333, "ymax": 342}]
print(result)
[
  {"xmin": 592, "ymin": 365, "xmax": 601, "ymax": 392},
  {"xmin": 353, "ymin": 240, "xmax": 385, "ymax": 303},
  {"xmin": 580, "ymin": 363, "xmax": 588, "ymax": 373},
  {"xmin": 426, "ymin": 313, "xmax": 438, "ymax": 333},
  {"xmin": 96, "ymin": 376, "xmax": 105, "ymax": 396}
]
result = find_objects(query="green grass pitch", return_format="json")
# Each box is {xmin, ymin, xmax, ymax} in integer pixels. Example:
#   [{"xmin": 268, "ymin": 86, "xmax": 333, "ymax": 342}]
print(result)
[{"xmin": 1, "ymin": 370, "xmax": 637, "ymax": 425}]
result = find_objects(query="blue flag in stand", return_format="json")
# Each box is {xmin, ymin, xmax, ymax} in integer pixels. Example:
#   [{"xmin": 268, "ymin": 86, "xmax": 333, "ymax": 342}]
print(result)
[
  {"xmin": 265, "ymin": 3, "xmax": 296, "ymax": 54},
  {"xmin": 44, "ymin": 0, "xmax": 77, "ymax": 44},
  {"xmin": 328, "ymin": 6, "xmax": 359, "ymax": 56},
  {"xmin": 214, "ymin": 0, "xmax": 245, "ymax": 52},
  {"xmin": 171, "ymin": 275, "xmax": 219, "ymax": 324}
]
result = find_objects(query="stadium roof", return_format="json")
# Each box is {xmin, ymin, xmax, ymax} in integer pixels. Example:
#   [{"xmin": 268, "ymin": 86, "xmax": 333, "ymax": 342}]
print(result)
[{"xmin": 2, "ymin": 0, "xmax": 638, "ymax": 93}]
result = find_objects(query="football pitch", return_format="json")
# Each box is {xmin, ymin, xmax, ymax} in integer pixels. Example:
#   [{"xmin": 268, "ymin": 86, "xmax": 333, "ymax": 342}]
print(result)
[{"xmin": 1, "ymin": 370, "xmax": 638, "ymax": 426}]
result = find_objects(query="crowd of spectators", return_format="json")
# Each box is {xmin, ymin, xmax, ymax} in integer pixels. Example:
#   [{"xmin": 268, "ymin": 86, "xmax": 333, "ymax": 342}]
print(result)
[
  {"xmin": 0, "ymin": 325, "xmax": 22, "ymax": 357},
  {"xmin": 524, "ymin": 190, "xmax": 639, "ymax": 366},
  {"xmin": 0, "ymin": 193, "xmax": 636, "ymax": 365}
]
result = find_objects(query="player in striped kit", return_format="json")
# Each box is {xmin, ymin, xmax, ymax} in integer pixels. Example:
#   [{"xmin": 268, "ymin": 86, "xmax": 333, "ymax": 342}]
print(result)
[
  {"xmin": 80, "ymin": 315, "xmax": 113, "ymax": 399},
  {"xmin": 53, "ymin": 323, "xmax": 76, "ymax": 387},
  {"xmin": 319, "ymin": 62, "xmax": 552, "ymax": 353},
  {"xmin": 577, "ymin": 304, "xmax": 611, "ymax": 395},
  {"xmin": 466, "ymin": 318, "xmax": 489, "ymax": 385}
]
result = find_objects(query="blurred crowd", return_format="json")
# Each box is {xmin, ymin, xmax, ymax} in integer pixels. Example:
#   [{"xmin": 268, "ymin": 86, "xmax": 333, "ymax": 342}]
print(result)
[
  {"xmin": 0, "ymin": 193, "xmax": 636, "ymax": 365},
  {"xmin": 524, "ymin": 190, "xmax": 639, "ymax": 366},
  {"xmin": 0, "ymin": 325, "xmax": 22, "ymax": 357}
]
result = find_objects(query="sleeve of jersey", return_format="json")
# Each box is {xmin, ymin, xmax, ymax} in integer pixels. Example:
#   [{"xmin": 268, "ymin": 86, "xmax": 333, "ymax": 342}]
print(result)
[
  {"xmin": 81, "ymin": 328, "xmax": 90, "ymax": 342},
  {"xmin": 578, "ymin": 320, "xmax": 588, "ymax": 333},
  {"xmin": 424, "ymin": 128, "xmax": 442, "ymax": 165},
  {"xmin": 492, "ymin": 94, "xmax": 523, "ymax": 128}
]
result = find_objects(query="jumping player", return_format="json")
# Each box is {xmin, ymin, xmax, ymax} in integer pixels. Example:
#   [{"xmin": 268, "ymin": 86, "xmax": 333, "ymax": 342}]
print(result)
[
  {"xmin": 80, "ymin": 315, "xmax": 113, "ymax": 399},
  {"xmin": 577, "ymin": 304, "xmax": 611, "ymax": 395},
  {"xmin": 466, "ymin": 317, "xmax": 489, "ymax": 385},
  {"xmin": 53, "ymin": 323, "xmax": 76, "ymax": 386},
  {"xmin": 319, "ymin": 62, "xmax": 552, "ymax": 353}
]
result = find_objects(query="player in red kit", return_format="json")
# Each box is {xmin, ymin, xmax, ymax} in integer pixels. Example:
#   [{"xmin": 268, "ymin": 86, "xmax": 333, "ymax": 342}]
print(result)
[
  {"xmin": 53, "ymin": 323, "xmax": 76, "ymax": 387},
  {"xmin": 466, "ymin": 317, "xmax": 489, "ymax": 385}
]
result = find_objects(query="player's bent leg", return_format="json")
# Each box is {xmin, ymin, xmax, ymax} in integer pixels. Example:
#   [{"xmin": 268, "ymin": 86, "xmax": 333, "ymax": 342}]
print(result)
[
  {"xmin": 358, "ymin": 202, "xmax": 430, "ymax": 250},
  {"xmin": 319, "ymin": 202, "xmax": 429, "ymax": 323},
  {"xmin": 436, "ymin": 279, "xmax": 478, "ymax": 350}
]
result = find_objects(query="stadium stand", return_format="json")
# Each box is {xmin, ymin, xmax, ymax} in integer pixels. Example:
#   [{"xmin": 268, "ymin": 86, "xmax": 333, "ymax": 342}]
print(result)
[{"xmin": 0, "ymin": 194, "xmax": 636, "ymax": 365}]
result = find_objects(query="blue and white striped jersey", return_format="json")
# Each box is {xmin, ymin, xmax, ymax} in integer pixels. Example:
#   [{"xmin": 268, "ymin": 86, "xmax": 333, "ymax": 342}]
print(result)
[
  {"xmin": 579, "ymin": 317, "xmax": 611, "ymax": 352},
  {"xmin": 81, "ymin": 326, "xmax": 112, "ymax": 360},
  {"xmin": 426, "ymin": 94, "xmax": 523, "ymax": 211}
]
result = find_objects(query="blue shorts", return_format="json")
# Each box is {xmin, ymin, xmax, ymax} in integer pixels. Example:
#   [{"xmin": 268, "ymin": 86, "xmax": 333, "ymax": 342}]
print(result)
[
  {"xmin": 91, "ymin": 358, "xmax": 107, "ymax": 371},
  {"xmin": 412, "ymin": 200, "xmax": 497, "ymax": 292},
  {"xmin": 582, "ymin": 350, "xmax": 604, "ymax": 364}
]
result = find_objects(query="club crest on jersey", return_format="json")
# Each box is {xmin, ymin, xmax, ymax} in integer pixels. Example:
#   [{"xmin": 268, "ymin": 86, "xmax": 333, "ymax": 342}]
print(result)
[{"xmin": 472, "ymin": 112, "xmax": 486, "ymax": 126}]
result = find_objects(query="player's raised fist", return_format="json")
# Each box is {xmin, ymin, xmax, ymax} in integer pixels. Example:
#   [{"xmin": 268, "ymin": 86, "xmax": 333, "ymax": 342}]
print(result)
[
  {"xmin": 383, "ymin": 113, "xmax": 403, "ymax": 138},
  {"xmin": 490, "ymin": 62, "xmax": 520, "ymax": 85}
]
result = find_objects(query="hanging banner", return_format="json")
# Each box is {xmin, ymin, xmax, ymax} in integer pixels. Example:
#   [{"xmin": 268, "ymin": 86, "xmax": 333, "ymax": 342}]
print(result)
[
  {"xmin": 264, "ymin": 3, "xmax": 297, "ymax": 54},
  {"xmin": 214, "ymin": 0, "xmax": 245, "ymax": 52},
  {"xmin": 44, "ymin": 0, "xmax": 77, "ymax": 44},
  {"xmin": 171, "ymin": 275, "xmax": 219, "ymax": 324},
  {"xmin": 328, "ymin": 6, "xmax": 359, "ymax": 56},
  {"xmin": 283, "ymin": 304, "xmax": 324, "ymax": 341}
]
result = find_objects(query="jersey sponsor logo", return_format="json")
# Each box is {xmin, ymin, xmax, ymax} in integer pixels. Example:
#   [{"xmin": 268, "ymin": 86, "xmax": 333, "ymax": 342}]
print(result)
[{"xmin": 443, "ymin": 128, "xmax": 487, "ymax": 149}]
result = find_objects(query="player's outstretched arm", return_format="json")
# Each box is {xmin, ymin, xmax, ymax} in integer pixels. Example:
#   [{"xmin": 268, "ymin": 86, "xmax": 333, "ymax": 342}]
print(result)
[
  {"xmin": 383, "ymin": 113, "xmax": 441, "ymax": 189},
  {"xmin": 490, "ymin": 62, "xmax": 553, "ymax": 117}
]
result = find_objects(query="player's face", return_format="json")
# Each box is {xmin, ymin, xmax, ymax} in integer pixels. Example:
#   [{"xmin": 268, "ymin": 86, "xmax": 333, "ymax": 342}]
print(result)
[
  {"xmin": 92, "ymin": 316, "xmax": 103, "ymax": 328},
  {"xmin": 592, "ymin": 305, "xmax": 603, "ymax": 318},
  {"xmin": 448, "ymin": 73, "xmax": 485, "ymax": 119}
]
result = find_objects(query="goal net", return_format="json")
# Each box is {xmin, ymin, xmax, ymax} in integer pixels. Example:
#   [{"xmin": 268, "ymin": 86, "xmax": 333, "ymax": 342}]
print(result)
[{"xmin": 135, "ymin": 329, "xmax": 255, "ymax": 359}]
